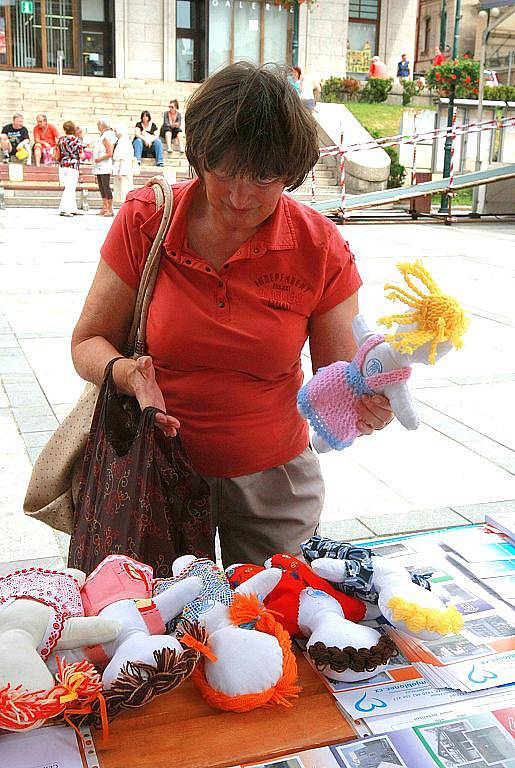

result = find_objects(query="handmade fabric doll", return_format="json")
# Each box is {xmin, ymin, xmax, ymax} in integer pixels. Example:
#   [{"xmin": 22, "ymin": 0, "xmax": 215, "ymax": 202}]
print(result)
[
  {"xmin": 302, "ymin": 536, "xmax": 464, "ymax": 641},
  {"xmin": 298, "ymin": 261, "xmax": 468, "ymax": 452},
  {"xmin": 301, "ymin": 535, "xmax": 432, "ymax": 604},
  {"xmin": 79, "ymin": 554, "xmax": 202, "ymax": 689},
  {"xmin": 226, "ymin": 555, "xmax": 397, "ymax": 683},
  {"xmin": 0, "ymin": 566, "xmax": 120, "ymax": 731},
  {"xmin": 156, "ymin": 555, "xmax": 300, "ymax": 711}
]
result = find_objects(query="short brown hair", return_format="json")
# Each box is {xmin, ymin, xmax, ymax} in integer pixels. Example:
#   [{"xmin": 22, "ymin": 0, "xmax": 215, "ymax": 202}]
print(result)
[
  {"xmin": 63, "ymin": 120, "xmax": 76, "ymax": 135},
  {"xmin": 185, "ymin": 62, "xmax": 319, "ymax": 191}
]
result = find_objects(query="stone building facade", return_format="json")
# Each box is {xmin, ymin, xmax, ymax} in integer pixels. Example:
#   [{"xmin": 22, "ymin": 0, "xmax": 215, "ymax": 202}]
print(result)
[
  {"xmin": 415, "ymin": 0, "xmax": 515, "ymax": 82},
  {"xmin": 0, "ymin": 0, "xmax": 418, "ymax": 86}
]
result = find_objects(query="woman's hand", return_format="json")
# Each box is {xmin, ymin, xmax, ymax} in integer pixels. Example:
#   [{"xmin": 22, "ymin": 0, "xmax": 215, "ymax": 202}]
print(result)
[
  {"xmin": 356, "ymin": 394, "xmax": 394, "ymax": 436},
  {"xmin": 115, "ymin": 356, "xmax": 180, "ymax": 437}
]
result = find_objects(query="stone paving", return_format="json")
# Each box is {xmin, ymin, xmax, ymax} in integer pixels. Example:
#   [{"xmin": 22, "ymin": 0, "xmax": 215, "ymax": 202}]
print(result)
[{"xmin": 0, "ymin": 208, "xmax": 514, "ymax": 572}]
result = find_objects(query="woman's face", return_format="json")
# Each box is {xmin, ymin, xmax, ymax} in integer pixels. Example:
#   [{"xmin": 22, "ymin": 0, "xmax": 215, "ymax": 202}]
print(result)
[{"xmin": 202, "ymin": 168, "xmax": 285, "ymax": 231}]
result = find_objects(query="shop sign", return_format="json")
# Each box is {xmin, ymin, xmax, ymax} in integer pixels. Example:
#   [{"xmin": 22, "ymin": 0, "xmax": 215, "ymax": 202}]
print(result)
[
  {"xmin": 20, "ymin": 0, "xmax": 34, "ymax": 13},
  {"xmin": 211, "ymin": 0, "xmax": 294, "ymax": 11}
]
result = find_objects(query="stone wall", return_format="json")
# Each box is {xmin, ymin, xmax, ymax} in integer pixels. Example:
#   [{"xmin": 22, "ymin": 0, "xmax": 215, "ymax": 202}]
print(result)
[
  {"xmin": 298, "ymin": 0, "xmax": 349, "ymax": 82},
  {"xmin": 115, "ymin": 0, "xmax": 176, "ymax": 81}
]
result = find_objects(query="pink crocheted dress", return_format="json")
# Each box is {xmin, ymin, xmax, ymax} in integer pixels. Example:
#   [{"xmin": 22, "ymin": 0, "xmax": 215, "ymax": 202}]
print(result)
[{"xmin": 297, "ymin": 334, "xmax": 411, "ymax": 450}]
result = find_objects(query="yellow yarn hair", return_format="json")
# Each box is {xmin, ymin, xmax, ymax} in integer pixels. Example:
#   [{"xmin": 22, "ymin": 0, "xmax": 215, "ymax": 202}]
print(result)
[
  {"xmin": 377, "ymin": 260, "xmax": 468, "ymax": 364},
  {"xmin": 387, "ymin": 597, "xmax": 464, "ymax": 635}
]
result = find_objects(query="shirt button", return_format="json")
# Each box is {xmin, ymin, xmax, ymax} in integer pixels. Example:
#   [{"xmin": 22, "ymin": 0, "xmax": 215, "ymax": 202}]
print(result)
[
  {"xmin": 171, "ymin": 251, "xmax": 177, "ymax": 257},
  {"xmin": 223, "ymin": 264, "xmax": 230, "ymax": 270},
  {"xmin": 218, "ymin": 301, "xmax": 226, "ymax": 308},
  {"xmin": 205, "ymin": 266, "xmax": 212, "ymax": 272},
  {"xmin": 185, "ymin": 259, "xmax": 192, "ymax": 265},
  {"xmin": 253, "ymin": 247, "xmax": 260, "ymax": 254}
]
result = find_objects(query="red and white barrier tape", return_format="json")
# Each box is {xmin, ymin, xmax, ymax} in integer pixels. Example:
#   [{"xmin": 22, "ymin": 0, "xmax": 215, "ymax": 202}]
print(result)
[
  {"xmin": 318, "ymin": 116, "xmax": 515, "ymax": 158},
  {"xmin": 411, "ymin": 112, "xmax": 419, "ymax": 186},
  {"xmin": 449, "ymin": 106, "xmax": 458, "ymax": 193},
  {"xmin": 339, "ymin": 131, "xmax": 346, "ymax": 215}
]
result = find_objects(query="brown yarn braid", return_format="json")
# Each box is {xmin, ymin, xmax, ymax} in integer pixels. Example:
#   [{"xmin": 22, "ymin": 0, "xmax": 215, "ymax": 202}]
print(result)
[
  {"xmin": 82, "ymin": 620, "xmax": 206, "ymax": 728},
  {"xmin": 308, "ymin": 634, "xmax": 398, "ymax": 674}
]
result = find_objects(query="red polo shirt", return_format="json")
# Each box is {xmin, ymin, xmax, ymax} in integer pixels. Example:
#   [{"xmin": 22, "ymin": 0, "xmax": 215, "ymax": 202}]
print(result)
[{"xmin": 101, "ymin": 179, "xmax": 361, "ymax": 477}]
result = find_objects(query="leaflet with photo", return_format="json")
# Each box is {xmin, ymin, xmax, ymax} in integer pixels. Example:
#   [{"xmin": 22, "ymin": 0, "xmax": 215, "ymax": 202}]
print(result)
[{"xmin": 329, "ymin": 708, "xmax": 515, "ymax": 768}]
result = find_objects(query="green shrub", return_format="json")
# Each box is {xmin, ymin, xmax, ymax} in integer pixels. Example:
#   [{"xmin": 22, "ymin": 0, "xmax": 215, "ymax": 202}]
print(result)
[
  {"xmin": 321, "ymin": 76, "xmax": 361, "ymax": 103},
  {"xmin": 361, "ymin": 77, "xmax": 393, "ymax": 103},
  {"xmin": 484, "ymin": 84, "xmax": 515, "ymax": 102},
  {"xmin": 370, "ymin": 129, "xmax": 406, "ymax": 188},
  {"xmin": 401, "ymin": 79, "xmax": 425, "ymax": 106}
]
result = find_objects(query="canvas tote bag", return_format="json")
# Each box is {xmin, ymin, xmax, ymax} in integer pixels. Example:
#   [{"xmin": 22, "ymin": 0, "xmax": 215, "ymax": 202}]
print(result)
[{"xmin": 23, "ymin": 177, "xmax": 174, "ymax": 534}]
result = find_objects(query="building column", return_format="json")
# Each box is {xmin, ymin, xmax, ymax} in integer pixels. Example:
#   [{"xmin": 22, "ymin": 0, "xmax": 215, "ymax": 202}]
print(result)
[
  {"xmin": 114, "ymin": 0, "xmax": 129, "ymax": 79},
  {"xmin": 163, "ymin": 0, "xmax": 176, "ymax": 81},
  {"xmin": 380, "ymin": 0, "xmax": 418, "ymax": 78}
]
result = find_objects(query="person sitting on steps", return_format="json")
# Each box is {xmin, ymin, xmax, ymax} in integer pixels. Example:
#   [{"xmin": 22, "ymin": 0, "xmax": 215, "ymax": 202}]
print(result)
[
  {"xmin": 133, "ymin": 111, "xmax": 164, "ymax": 167},
  {"xmin": 160, "ymin": 99, "xmax": 184, "ymax": 155}
]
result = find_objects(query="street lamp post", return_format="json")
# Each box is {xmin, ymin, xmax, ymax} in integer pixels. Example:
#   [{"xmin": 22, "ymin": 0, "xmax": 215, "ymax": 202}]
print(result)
[
  {"xmin": 440, "ymin": 0, "xmax": 447, "ymax": 51},
  {"xmin": 292, "ymin": 3, "xmax": 300, "ymax": 67},
  {"xmin": 439, "ymin": 0, "xmax": 462, "ymax": 213}
]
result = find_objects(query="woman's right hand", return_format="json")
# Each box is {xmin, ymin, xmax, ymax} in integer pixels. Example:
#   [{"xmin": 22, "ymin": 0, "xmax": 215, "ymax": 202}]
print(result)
[{"xmin": 114, "ymin": 356, "xmax": 180, "ymax": 437}]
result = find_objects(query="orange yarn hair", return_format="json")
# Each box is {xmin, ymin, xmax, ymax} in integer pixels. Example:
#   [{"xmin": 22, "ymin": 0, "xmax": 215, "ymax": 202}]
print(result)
[{"xmin": 191, "ymin": 593, "xmax": 301, "ymax": 713}]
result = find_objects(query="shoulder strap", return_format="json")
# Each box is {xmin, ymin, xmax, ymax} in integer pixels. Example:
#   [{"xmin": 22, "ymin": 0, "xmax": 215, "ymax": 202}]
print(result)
[
  {"xmin": 353, "ymin": 334, "xmax": 385, "ymax": 369},
  {"xmin": 127, "ymin": 176, "xmax": 174, "ymax": 357}
]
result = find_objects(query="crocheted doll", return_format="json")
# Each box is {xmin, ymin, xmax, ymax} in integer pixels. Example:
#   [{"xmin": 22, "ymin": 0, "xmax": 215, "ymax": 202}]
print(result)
[
  {"xmin": 302, "ymin": 535, "xmax": 464, "ymax": 641},
  {"xmin": 0, "ymin": 566, "xmax": 120, "ymax": 731},
  {"xmin": 156, "ymin": 555, "xmax": 300, "ymax": 712},
  {"xmin": 226, "ymin": 555, "xmax": 398, "ymax": 684},
  {"xmin": 298, "ymin": 260, "xmax": 468, "ymax": 452}
]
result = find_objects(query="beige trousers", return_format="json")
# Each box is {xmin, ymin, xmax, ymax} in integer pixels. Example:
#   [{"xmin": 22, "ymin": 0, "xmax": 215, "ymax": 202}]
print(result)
[{"xmin": 202, "ymin": 447, "xmax": 324, "ymax": 568}]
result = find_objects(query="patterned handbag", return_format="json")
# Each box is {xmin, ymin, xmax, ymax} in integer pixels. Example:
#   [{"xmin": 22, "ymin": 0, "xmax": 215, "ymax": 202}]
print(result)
[
  {"xmin": 68, "ymin": 360, "xmax": 213, "ymax": 576},
  {"xmin": 24, "ymin": 177, "xmax": 176, "ymax": 534}
]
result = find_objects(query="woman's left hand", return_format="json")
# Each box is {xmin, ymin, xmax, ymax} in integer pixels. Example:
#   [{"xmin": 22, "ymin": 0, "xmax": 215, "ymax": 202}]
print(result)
[{"xmin": 356, "ymin": 394, "xmax": 394, "ymax": 435}]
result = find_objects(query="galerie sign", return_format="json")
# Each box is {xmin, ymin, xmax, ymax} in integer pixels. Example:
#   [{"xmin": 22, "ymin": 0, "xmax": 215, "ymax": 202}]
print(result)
[{"xmin": 211, "ymin": 0, "xmax": 294, "ymax": 11}]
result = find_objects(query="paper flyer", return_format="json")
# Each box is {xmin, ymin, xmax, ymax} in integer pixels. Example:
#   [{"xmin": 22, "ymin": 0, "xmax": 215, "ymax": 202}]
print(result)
[
  {"xmin": 0, "ymin": 725, "xmax": 84, "ymax": 768},
  {"xmin": 417, "ymin": 650, "xmax": 515, "ymax": 691},
  {"xmin": 362, "ymin": 687, "xmax": 515, "ymax": 734},
  {"xmin": 335, "ymin": 676, "xmax": 503, "ymax": 720},
  {"xmin": 244, "ymin": 747, "xmax": 340, "ymax": 767},
  {"xmin": 441, "ymin": 528, "xmax": 515, "ymax": 562},
  {"xmin": 329, "ymin": 708, "xmax": 515, "ymax": 768}
]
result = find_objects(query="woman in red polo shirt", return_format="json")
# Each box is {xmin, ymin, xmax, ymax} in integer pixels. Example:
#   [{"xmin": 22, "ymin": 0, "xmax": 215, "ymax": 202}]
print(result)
[{"xmin": 71, "ymin": 63, "xmax": 393, "ymax": 566}]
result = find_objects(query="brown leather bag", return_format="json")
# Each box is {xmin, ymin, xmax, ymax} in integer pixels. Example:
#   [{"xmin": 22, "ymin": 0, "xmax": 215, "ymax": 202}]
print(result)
[{"xmin": 23, "ymin": 177, "xmax": 174, "ymax": 534}]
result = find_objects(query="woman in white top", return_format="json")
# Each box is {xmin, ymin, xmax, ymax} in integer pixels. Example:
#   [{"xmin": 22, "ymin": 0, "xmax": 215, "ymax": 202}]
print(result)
[
  {"xmin": 93, "ymin": 118, "xmax": 116, "ymax": 217},
  {"xmin": 300, "ymin": 73, "xmax": 316, "ymax": 113},
  {"xmin": 112, "ymin": 124, "xmax": 135, "ymax": 206}
]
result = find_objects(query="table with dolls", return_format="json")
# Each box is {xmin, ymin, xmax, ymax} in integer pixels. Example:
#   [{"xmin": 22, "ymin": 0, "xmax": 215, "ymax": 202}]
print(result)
[
  {"xmin": 0, "ymin": 261, "xmax": 473, "ymax": 766},
  {"xmin": 0, "ymin": 541, "xmax": 461, "ymax": 768}
]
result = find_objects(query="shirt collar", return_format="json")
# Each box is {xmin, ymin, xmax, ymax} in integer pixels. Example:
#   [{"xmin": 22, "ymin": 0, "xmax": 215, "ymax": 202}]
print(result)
[{"xmin": 153, "ymin": 178, "xmax": 297, "ymax": 259}]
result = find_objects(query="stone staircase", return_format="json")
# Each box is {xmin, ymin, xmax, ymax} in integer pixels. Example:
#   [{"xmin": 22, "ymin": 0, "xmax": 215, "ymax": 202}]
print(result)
[
  {"xmin": 0, "ymin": 70, "xmax": 197, "ymax": 137},
  {"xmin": 1, "ymin": 70, "xmax": 341, "ymax": 206}
]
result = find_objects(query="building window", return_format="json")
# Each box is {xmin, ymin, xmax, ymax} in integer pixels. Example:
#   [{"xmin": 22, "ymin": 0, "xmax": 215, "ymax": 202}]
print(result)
[
  {"xmin": 422, "ymin": 16, "xmax": 431, "ymax": 54},
  {"xmin": 176, "ymin": 0, "xmax": 206, "ymax": 82},
  {"xmin": 0, "ymin": 0, "xmax": 114, "ymax": 76},
  {"xmin": 206, "ymin": 0, "xmax": 293, "ymax": 78},
  {"xmin": 81, "ymin": 0, "xmax": 114, "ymax": 77},
  {"xmin": 347, "ymin": 0, "xmax": 380, "ymax": 79}
]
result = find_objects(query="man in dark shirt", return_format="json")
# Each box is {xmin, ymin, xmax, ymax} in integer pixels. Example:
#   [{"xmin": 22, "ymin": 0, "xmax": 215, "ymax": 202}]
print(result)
[
  {"xmin": 397, "ymin": 54, "xmax": 410, "ymax": 79},
  {"xmin": 1, "ymin": 113, "xmax": 30, "ymax": 161}
]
